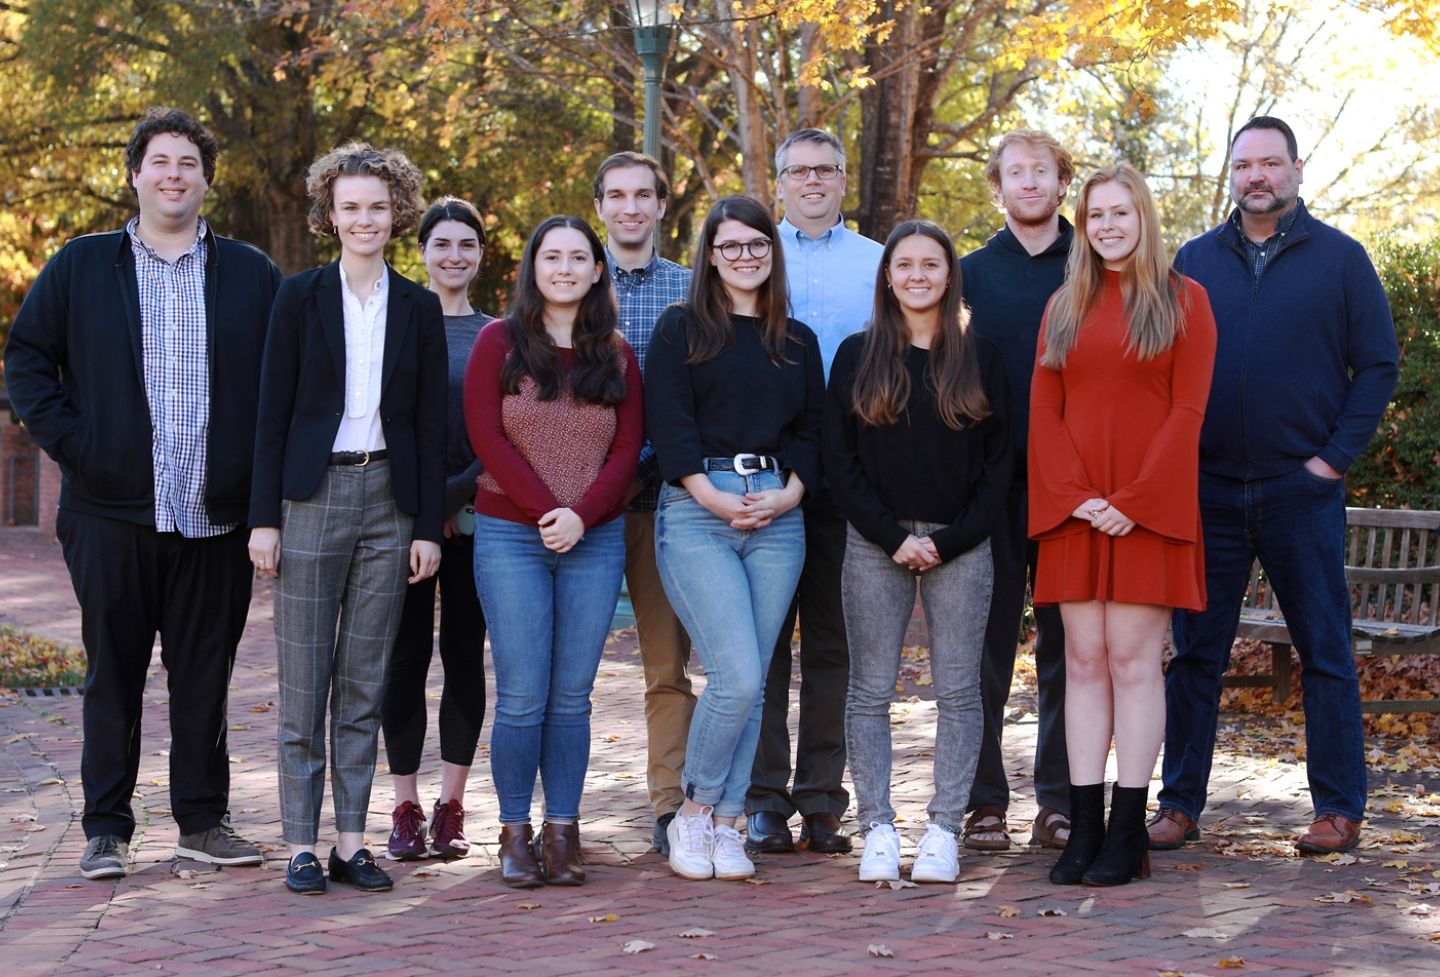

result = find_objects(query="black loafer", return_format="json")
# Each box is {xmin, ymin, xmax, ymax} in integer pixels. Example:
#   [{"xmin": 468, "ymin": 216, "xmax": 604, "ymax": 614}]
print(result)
[
  {"xmin": 744, "ymin": 811, "xmax": 795, "ymax": 853},
  {"xmin": 799, "ymin": 812, "xmax": 853, "ymax": 853},
  {"xmin": 327, "ymin": 847, "xmax": 394, "ymax": 891},
  {"xmin": 285, "ymin": 852, "xmax": 327, "ymax": 894}
]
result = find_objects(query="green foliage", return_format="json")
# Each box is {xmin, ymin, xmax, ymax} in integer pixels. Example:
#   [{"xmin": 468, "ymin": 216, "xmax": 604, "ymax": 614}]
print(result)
[{"xmin": 1346, "ymin": 237, "xmax": 1440, "ymax": 508}]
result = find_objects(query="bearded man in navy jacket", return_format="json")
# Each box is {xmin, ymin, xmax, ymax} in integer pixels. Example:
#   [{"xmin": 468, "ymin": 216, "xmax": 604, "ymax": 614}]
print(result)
[
  {"xmin": 1150, "ymin": 116, "xmax": 1398, "ymax": 855},
  {"xmin": 4, "ymin": 108, "xmax": 281, "ymax": 880}
]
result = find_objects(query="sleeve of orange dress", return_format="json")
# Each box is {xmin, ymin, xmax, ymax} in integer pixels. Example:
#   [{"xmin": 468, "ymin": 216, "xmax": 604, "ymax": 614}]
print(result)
[
  {"xmin": 1104, "ymin": 278, "xmax": 1217, "ymax": 542},
  {"xmin": 1028, "ymin": 311, "xmax": 1103, "ymax": 539}
]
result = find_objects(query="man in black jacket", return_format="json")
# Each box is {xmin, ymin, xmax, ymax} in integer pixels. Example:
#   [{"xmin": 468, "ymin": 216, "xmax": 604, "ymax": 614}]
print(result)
[
  {"xmin": 3, "ymin": 108, "xmax": 282, "ymax": 880},
  {"xmin": 959, "ymin": 129, "xmax": 1074, "ymax": 854}
]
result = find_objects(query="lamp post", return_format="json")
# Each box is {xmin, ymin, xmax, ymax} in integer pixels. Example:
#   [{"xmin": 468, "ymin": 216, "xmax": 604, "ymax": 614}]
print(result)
[{"xmin": 630, "ymin": 0, "xmax": 674, "ymax": 160}]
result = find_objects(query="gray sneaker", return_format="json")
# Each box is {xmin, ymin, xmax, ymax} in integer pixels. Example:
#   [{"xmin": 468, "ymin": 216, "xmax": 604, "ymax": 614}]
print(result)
[
  {"xmin": 175, "ymin": 817, "xmax": 264, "ymax": 865},
  {"xmin": 80, "ymin": 835, "xmax": 130, "ymax": 880}
]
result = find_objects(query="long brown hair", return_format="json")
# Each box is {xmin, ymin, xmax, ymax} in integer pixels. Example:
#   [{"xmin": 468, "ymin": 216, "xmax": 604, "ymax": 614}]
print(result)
[
  {"xmin": 500, "ymin": 215, "xmax": 626, "ymax": 405},
  {"xmin": 852, "ymin": 220, "xmax": 990, "ymax": 430},
  {"xmin": 684, "ymin": 195, "xmax": 792, "ymax": 365},
  {"xmin": 1041, "ymin": 163, "xmax": 1184, "ymax": 368}
]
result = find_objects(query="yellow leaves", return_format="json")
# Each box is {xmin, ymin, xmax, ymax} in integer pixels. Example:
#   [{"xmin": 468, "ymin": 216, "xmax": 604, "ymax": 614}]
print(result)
[
  {"xmin": 517, "ymin": 902, "xmax": 541, "ymax": 911},
  {"xmin": 589, "ymin": 913, "xmax": 620, "ymax": 923},
  {"xmin": 1314, "ymin": 890, "xmax": 1375, "ymax": 905},
  {"xmin": 997, "ymin": 905, "xmax": 1020, "ymax": 917},
  {"xmin": 1217, "ymin": 956, "xmax": 1246, "ymax": 969}
]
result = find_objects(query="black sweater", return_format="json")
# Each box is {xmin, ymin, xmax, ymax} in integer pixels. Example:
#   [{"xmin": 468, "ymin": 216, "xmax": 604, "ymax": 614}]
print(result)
[
  {"xmin": 824, "ymin": 332, "xmax": 1012, "ymax": 562},
  {"xmin": 645, "ymin": 305, "xmax": 824, "ymax": 493},
  {"xmin": 959, "ymin": 218, "xmax": 1071, "ymax": 481},
  {"xmin": 3, "ymin": 227, "xmax": 281, "ymax": 526}
]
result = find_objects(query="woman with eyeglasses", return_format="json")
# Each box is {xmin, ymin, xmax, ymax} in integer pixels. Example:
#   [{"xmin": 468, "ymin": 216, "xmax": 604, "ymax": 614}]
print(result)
[
  {"xmin": 381, "ymin": 197, "xmax": 492, "ymax": 864},
  {"xmin": 464, "ymin": 215, "xmax": 642, "ymax": 887},
  {"xmin": 646, "ymin": 195, "xmax": 824, "ymax": 882}
]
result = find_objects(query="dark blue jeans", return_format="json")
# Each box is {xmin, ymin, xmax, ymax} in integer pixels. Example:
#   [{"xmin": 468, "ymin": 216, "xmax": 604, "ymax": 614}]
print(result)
[{"xmin": 1160, "ymin": 466, "xmax": 1367, "ymax": 822}]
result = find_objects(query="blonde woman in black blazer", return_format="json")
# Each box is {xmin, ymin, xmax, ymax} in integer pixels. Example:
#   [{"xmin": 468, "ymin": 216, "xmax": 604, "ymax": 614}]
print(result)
[{"xmin": 248, "ymin": 142, "xmax": 446, "ymax": 895}]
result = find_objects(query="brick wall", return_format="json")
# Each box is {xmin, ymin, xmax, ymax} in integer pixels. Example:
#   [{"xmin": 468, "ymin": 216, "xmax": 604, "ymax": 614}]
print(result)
[{"xmin": 0, "ymin": 419, "xmax": 39, "ymax": 527}]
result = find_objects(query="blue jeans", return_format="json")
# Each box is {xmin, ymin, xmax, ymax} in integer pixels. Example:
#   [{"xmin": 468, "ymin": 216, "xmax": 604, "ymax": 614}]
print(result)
[
  {"xmin": 473, "ymin": 513, "xmax": 626, "ymax": 823},
  {"xmin": 655, "ymin": 471, "xmax": 805, "ymax": 818},
  {"xmin": 1161, "ymin": 466, "xmax": 1366, "ymax": 822}
]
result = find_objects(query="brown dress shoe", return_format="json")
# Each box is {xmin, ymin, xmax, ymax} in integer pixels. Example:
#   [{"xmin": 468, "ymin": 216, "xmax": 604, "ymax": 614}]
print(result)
[
  {"xmin": 798, "ymin": 812, "xmax": 852, "ymax": 853},
  {"xmin": 1146, "ymin": 807, "xmax": 1199, "ymax": 850},
  {"xmin": 498, "ymin": 824, "xmax": 544, "ymax": 888},
  {"xmin": 1297, "ymin": 813, "xmax": 1361, "ymax": 854},
  {"xmin": 536, "ymin": 822, "xmax": 586, "ymax": 885}
]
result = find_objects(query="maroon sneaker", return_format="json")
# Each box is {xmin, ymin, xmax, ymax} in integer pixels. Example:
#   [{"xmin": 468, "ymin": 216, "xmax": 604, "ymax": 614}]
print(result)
[
  {"xmin": 386, "ymin": 801, "xmax": 429, "ymax": 861},
  {"xmin": 430, "ymin": 799, "xmax": 471, "ymax": 860}
]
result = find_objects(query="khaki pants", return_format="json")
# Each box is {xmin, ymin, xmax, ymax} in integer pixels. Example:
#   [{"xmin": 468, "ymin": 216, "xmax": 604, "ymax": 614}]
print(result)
[{"xmin": 625, "ymin": 510, "xmax": 695, "ymax": 817}]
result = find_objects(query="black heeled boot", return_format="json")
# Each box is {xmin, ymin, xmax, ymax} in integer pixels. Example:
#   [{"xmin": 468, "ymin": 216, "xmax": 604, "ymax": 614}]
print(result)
[
  {"xmin": 1082, "ymin": 784, "xmax": 1152, "ymax": 886},
  {"xmin": 1049, "ymin": 783, "xmax": 1106, "ymax": 885}
]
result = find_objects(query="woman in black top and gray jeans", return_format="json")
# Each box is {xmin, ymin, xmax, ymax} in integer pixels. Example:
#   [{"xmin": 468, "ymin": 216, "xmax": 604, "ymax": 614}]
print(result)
[
  {"xmin": 824, "ymin": 219, "xmax": 1011, "ymax": 885},
  {"xmin": 646, "ymin": 195, "xmax": 824, "ymax": 882}
]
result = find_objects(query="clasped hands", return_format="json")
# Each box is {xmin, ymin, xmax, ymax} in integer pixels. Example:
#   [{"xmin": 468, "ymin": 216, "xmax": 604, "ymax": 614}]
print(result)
[
  {"xmin": 692, "ymin": 478, "xmax": 805, "ymax": 530},
  {"xmin": 892, "ymin": 534, "xmax": 941, "ymax": 573},
  {"xmin": 1073, "ymin": 498, "xmax": 1136, "ymax": 536}
]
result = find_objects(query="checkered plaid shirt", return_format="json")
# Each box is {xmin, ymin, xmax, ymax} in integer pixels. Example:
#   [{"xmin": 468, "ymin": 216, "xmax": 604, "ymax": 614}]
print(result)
[
  {"xmin": 128, "ymin": 217, "xmax": 232, "ymax": 537},
  {"xmin": 608, "ymin": 248, "xmax": 691, "ymax": 511},
  {"xmin": 1233, "ymin": 201, "xmax": 1301, "ymax": 282}
]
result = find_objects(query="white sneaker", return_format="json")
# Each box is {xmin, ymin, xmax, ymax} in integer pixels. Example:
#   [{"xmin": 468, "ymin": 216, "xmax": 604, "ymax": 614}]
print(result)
[
  {"xmin": 712, "ymin": 824, "xmax": 756, "ymax": 880},
  {"xmin": 910, "ymin": 823, "xmax": 960, "ymax": 883},
  {"xmin": 857, "ymin": 822, "xmax": 902, "ymax": 881},
  {"xmin": 667, "ymin": 808, "xmax": 714, "ymax": 880}
]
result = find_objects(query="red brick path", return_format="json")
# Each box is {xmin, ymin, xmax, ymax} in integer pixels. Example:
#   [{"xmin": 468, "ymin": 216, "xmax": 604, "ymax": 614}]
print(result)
[{"xmin": 1, "ymin": 527, "xmax": 1436, "ymax": 977}]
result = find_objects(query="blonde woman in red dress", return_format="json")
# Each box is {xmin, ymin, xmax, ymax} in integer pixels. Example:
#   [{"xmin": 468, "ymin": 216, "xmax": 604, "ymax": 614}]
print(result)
[{"xmin": 1029, "ymin": 163, "xmax": 1216, "ymax": 887}]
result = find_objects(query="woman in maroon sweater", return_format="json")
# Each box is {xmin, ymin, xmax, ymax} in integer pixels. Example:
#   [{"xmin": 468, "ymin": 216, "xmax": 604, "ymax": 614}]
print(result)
[{"xmin": 463, "ymin": 216, "xmax": 643, "ymax": 887}]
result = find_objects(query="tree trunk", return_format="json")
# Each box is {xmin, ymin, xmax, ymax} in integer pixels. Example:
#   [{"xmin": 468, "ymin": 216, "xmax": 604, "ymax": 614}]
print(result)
[{"xmin": 858, "ymin": 2, "xmax": 919, "ymax": 238}]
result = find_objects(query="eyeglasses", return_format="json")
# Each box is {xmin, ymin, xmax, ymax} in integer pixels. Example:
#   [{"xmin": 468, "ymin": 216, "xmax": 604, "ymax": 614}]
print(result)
[
  {"xmin": 780, "ymin": 163, "xmax": 843, "ymax": 182},
  {"xmin": 711, "ymin": 238, "xmax": 772, "ymax": 261}
]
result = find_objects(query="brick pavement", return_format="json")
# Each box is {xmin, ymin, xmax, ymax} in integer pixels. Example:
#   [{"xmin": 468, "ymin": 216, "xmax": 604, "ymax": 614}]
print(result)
[{"xmin": 1, "ymin": 526, "xmax": 1437, "ymax": 977}]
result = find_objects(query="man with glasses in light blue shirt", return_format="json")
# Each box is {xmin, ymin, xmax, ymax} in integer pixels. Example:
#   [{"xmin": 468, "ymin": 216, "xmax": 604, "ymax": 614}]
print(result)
[{"xmin": 746, "ymin": 128, "xmax": 883, "ymax": 856}]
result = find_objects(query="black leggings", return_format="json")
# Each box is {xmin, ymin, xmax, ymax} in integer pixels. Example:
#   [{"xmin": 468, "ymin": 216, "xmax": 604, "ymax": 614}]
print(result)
[{"xmin": 382, "ymin": 532, "xmax": 487, "ymax": 775}]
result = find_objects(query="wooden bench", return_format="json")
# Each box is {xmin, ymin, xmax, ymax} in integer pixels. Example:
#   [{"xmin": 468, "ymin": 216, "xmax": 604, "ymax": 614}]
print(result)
[{"xmin": 1225, "ymin": 507, "xmax": 1440, "ymax": 714}]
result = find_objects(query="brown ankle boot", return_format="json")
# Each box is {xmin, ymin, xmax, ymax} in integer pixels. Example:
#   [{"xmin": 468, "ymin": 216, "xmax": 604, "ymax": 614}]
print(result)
[
  {"xmin": 536, "ymin": 822, "xmax": 585, "ymax": 886},
  {"xmin": 498, "ymin": 824, "xmax": 543, "ymax": 888}
]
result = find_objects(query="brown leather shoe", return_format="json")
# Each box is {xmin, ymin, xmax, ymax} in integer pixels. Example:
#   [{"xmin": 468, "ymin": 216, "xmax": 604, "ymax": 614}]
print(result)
[
  {"xmin": 797, "ymin": 812, "xmax": 852, "ymax": 853},
  {"xmin": 498, "ymin": 824, "xmax": 543, "ymax": 888},
  {"xmin": 1146, "ymin": 807, "xmax": 1199, "ymax": 850},
  {"xmin": 536, "ymin": 822, "xmax": 586, "ymax": 885},
  {"xmin": 1297, "ymin": 813, "xmax": 1361, "ymax": 854}
]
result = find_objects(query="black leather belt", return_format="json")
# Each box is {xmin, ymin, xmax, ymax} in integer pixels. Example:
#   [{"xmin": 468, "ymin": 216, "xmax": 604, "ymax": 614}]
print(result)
[
  {"xmin": 703, "ymin": 454, "xmax": 780, "ymax": 475},
  {"xmin": 329, "ymin": 450, "xmax": 388, "ymax": 467}
]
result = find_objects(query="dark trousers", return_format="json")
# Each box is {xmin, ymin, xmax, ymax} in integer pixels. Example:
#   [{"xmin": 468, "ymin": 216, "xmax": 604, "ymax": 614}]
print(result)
[
  {"xmin": 969, "ymin": 485, "xmax": 1069, "ymax": 815},
  {"xmin": 1161, "ymin": 467, "xmax": 1367, "ymax": 822},
  {"xmin": 747, "ymin": 491, "xmax": 849, "ymax": 818},
  {"xmin": 56, "ymin": 508, "xmax": 251, "ymax": 841},
  {"xmin": 382, "ymin": 532, "xmax": 487, "ymax": 775}
]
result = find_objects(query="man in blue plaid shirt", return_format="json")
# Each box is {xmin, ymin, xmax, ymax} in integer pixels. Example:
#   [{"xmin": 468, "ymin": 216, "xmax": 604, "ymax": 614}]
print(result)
[
  {"xmin": 593, "ymin": 152, "xmax": 694, "ymax": 855},
  {"xmin": 4, "ymin": 109, "xmax": 281, "ymax": 881}
]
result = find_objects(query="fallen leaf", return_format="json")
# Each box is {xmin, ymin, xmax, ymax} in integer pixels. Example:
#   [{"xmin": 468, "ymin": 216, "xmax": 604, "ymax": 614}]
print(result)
[
  {"xmin": 679, "ymin": 928, "xmax": 714, "ymax": 938},
  {"xmin": 175, "ymin": 869, "xmax": 198, "ymax": 880},
  {"xmin": 867, "ymin": 944, "xmax": 895, "ymax": 958},
  {"xmin": 1382, "ymin": 859, "xmax": 1410, "ymax": 869},
  {"xmin": 692, "ymin": 953, "xmax": 718, "ymax": 960},
  {"xmin": 1183, "ymin": 928, "xmax": 1231, "ymax": 940},
  {"xmin": 997, "ymin": 905, "xmax": 1020, "ymax": 917},
  {"xmin": 1403, "ymin": 902, "xmax": 1435, "ymax": 916},
  {"xmin": 589, "ymin": 913, "xmax": 620, "ymax": 923},
  {"xmin": 1171, "ymin": 863, "xmax": 1204, "ymax": 871},
  {"xmin": 622, "ymin": 940, "xmax": 655, "ymax": 954},
  {"xmin": 1222, "ymin": 882, "xmax": 1252, "ymax": 889},
  {"xmin": 1037, "ymin": 907, "xmax": 1068, "ymax": 917},
  {"xmin": 984, "ymin": 931, "xmax": 1013, "ymax": 940},
  {"xmin": 874, "ymin": 878, "xmax": 917, "ymax": 890},
  {"xmin": 1314, "ymin": 890, "xmax": 1373, "ymax": 905},
  {"xmin": 517, "ymin": 903, "xmax": 541, "ymax": 910},
  {"xmin": 1318, "ymin": 852, "xmax": 1362, "ymax": 866},
  {"xmin": 412, "ymin": 869, "xmax": 437, "ymax": 878},
  {"xmin": 247, "ymin": 703, "xmax": 272, "ymax": 713},
  {"xmin": 35, "ymin": 777, "xmax": 62, "ymax": 787},
  {"xmin": 1217, "ymin": 956, "xmax": 1246, "ymax": 969},
  {"xmin": 743, "ymin": 877, "xmax": 771, "ymax": 886}
]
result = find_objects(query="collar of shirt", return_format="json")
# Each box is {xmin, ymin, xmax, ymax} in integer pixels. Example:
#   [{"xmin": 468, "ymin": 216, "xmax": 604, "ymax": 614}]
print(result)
[
  {"xmin": 778, "ymin": 215, "xmax": 845, "ymax": 249},
  {"xmin": 127, "ymin": 215, "xmax": 208, "ymax": 264},
  {"xmin": 608, "ymin": 247, "xmax": 661, "ymax": 283},
  {"xmin": 1232, "ymin": 200, "xmax": 1301, "ymax": 248},
  {"xmin": 339, "ymin": 261, "xmax": 390, "ymax": 305}
]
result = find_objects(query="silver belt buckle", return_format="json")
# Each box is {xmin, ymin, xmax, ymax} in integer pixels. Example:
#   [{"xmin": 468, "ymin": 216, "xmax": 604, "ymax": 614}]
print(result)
[{"xmin": 733, "ymin": 453, "xmax": 763, "ymax": 475}]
